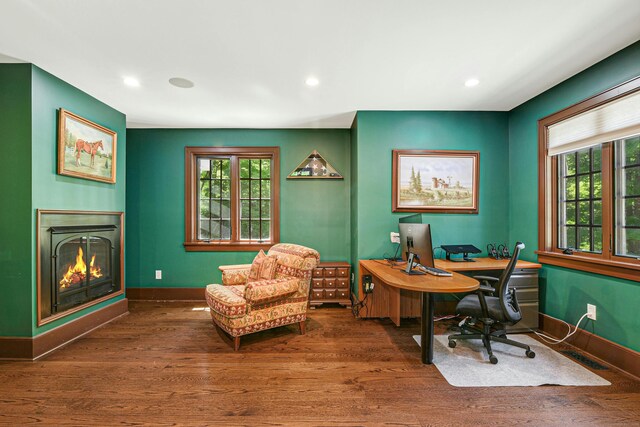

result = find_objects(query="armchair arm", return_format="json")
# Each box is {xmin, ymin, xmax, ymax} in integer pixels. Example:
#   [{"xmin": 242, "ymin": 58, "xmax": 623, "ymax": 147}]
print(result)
[
  {"xmin": 219, "ymin": 264, "xmax": 252, "ymax": 272},
  {"xmin": 245, "ymin": 277, "xmax": 298, "ymax": 306},
  {"xmin": 220, "ymin": 264, "xmax": 252, "ymax": 286}
]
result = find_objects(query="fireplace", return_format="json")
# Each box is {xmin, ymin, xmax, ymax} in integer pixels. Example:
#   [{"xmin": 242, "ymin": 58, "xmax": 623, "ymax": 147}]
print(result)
[{"xmin": 38, "ymin": 210, "xmax": 123, "ymax": 325}]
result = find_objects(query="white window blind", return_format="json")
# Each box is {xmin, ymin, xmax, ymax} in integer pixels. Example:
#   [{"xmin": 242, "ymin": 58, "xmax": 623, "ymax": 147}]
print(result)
[{"xmin": 548, "ymin": 89, "xmax": 640, "ymax": 156}]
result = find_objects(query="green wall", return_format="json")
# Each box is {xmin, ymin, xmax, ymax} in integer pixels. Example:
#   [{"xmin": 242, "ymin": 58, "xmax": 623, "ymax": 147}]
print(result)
[
  {"xmin": 0, "ymin": 64, "xmax": 126, "ymax": 337},
  {"xmin": 350, "ymin": 116, "xmax": 359, "ymax": 277},
  {"xmin": 351, "ymin": 111, "xmax": 510, "ymax": 269},
  {"xmin": 0, "ymin": 65, "xmax": 33, "ymax": 337},
  {"xmin": 126, "ymin": 129, "xmax": 350, "ymax": 288},
  {"xmin": 508, "ymin": 41, "xmax": 640, "ymax": 351}
]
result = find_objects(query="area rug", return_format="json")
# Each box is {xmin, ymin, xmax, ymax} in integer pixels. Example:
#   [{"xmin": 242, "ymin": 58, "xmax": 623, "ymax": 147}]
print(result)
[{"xmin": 412, "ymin": 334, "xmax": 610, "ymax": 387}]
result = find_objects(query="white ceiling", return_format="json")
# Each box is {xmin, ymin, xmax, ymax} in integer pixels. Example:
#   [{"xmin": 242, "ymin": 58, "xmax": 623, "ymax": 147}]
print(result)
[{"xmin": 1, "ymin": 0, "xmax": 639, "ymax": 129}]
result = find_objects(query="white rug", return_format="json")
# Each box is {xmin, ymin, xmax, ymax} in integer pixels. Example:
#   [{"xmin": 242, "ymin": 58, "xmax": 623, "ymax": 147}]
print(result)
[{"xmin": 413, "ymin": 334, "xmax": 611, "ymax": 387}]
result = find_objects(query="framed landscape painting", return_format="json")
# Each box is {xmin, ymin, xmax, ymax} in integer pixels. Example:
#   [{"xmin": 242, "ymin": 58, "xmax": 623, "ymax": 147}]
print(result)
[
  {"xmin": 57, "ymin": 108, "xmax": 117, "ymax": 183},
  {"xmin": 392, "ymin": 150, "xmax": 479, "ymax": 214}
]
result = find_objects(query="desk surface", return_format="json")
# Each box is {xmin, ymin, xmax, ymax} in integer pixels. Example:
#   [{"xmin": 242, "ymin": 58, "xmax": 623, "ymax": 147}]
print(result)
[
  {"xmin": 359, "ymin": 260, "xmax": 479, "ymax": 294},
  {"xmin": 435, "ymin": 257, "xmax": 542, "ymax": 271}
]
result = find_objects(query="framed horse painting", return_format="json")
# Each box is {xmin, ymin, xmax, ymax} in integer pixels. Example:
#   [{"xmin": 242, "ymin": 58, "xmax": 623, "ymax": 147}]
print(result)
[{"xmin": 57, "ymin": 108, "xmax": 117, "ymax": 183}]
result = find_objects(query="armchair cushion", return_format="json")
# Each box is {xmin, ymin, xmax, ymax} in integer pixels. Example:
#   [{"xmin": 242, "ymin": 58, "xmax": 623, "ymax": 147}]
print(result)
[
  {"xmin": 205, "ymin": 284, "xmax": 247, "ymax": 318},
  {"xmin": 248, "ymin": 250, "xmax": 278, "ymax": 283},
  {"xmin": 245, "ymin": 277, "xmax": 299, "ymax": 305}
]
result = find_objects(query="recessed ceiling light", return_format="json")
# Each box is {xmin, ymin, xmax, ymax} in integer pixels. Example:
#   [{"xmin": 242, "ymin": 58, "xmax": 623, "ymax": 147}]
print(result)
[
  {"xmin": 464, "ymin": 78, "xmax": 480, "ymax": 88},
  {"xmin": 305, "ymin": 76, "xmax": 319, "ymax": 87},
  {"xmin": 169, "ymin": 77, "xmax": 195, "ymax": 89},
  {"xmin": 123, "ymin": 76, "xmax": 140, "ymax": 87}
]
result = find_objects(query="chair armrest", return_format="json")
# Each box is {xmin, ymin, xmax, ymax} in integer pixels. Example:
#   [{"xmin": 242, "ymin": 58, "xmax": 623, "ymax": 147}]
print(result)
[
  {"xmin": 473, "ymin": 275, "xmax": 499, "ymax": 282},
  {"xmin": 245, "ymin": 278, "xmax": 298, "ymax": 306},
  {"xmin": 473, "ymin": 275, "xmax": 498, "ymax": 294},
  {"xmin": 221, "ymin": 267, "xmax": 251, "ymax": 286}
]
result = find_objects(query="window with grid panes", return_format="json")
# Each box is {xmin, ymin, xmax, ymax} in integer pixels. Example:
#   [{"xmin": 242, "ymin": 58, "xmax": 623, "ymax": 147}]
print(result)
[
  {"xmin": 184, "ymin": 147, "xmax": 279, "ymax": 251},
  {"xmin": 615, "ymin": 136, "xmax": 640, "ymax": 258},
  {"xmin": 239, "ymin": 159, "xmax": 271, "ymax": 241},
  {"xmin": 558, "ymin": 146, "xmax": 603, "ymax": 253},
  {"xmin": 198, "ymin": 158, "xmax": 231, "ymax": 240}
]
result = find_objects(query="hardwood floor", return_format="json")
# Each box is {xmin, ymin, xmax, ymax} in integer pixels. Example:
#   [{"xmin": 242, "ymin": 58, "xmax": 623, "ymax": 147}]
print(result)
[{"xmin": 0, "ymin": 301, "xmax": 638, "ymax": 426}]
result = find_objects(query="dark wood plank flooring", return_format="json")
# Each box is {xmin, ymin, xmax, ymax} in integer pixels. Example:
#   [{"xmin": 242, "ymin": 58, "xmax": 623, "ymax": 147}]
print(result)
[{"xmin": 0, "ymin": 301, "xmax": 638, "ymax": 426}]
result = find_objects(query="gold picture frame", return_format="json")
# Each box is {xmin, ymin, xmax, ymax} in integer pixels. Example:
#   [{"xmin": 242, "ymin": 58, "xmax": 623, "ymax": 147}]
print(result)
[
  {"xmin": 392, "ymin": 149, "xmax": 479, "ymax": 214},
  {"xmin": 57, "ymin": 108, "xmax": 117, "ymax": 184}
]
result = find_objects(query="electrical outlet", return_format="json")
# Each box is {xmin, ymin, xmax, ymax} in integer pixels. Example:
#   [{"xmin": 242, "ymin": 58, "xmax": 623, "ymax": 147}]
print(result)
[
  {"xmin": 155, "ymin": 270, "xmax": 162, "ymax": 280},
  {"xmin": 363, "ymin": 274, "xmax": 373, "ymax": 294},
  {"xmin": 587, "ymin": 303, "xmax": 596, "ymax": 320},
  {"xmin": 390, "ymin": 232, "xmax": 400, "ymax": 244}
]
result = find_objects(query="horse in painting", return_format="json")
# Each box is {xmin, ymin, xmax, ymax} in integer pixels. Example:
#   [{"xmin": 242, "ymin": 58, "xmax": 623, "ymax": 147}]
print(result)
[{"xmin": 75, "ymin": 140, "xmax": 104, "ymax": 167}]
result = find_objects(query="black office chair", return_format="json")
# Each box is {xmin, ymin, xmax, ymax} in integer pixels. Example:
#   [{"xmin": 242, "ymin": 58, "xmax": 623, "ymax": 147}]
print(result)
[{"xmin": 447, "ymin": 242, "xmax": 535, "ymax": 364}]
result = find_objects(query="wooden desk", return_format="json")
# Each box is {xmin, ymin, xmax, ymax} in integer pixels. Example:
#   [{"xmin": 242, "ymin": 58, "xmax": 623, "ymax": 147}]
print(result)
[
  {"xmin": 435, "ymin": 258, "xmax": 541, "ymax": 271},
  {"xmin": 359, "ymin": 260, "xmax": 478, "ymax": 364}
]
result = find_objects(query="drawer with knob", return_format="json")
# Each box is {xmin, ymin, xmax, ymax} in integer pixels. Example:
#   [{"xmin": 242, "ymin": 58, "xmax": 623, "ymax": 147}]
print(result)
[{"xmin": 309, "ymin": 262, "xmax": 351, "ymax": 307}]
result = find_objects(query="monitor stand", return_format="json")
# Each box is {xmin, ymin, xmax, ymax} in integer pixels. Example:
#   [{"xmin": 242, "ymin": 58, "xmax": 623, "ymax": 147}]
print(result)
[
  {"xmin": 404, "ymin": 253, "xmax": 426, "ymax": 275},
  {"xmin": 449, "ymin": 252, "xmax": 476, "ymax": 262}
]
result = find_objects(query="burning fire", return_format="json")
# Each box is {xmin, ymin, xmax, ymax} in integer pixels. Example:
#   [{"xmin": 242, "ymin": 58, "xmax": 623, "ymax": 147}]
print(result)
[{"xmin": 60, "ymin": 246, "xmax": 103, "ymax": 289}]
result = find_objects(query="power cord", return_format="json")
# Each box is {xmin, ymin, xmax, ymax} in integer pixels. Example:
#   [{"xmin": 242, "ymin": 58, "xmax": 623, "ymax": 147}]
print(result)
[
  {"xmin": 434, "ymin": 314, "xmax": 458, "ymax": 322},
  {"xmin": 434, "ymin": 246, "xmax": 446, "ymax": 260},
  {"xmin": 383, "ymin": 243, "xmax": 401, "ymax": 262},
  {"xmin": 531, "ymin": 312, "xmax": 590, "ymax": 345},
  {"xmin": 351, "ymin": 293, "xmax": 369, "ymax": 318}
]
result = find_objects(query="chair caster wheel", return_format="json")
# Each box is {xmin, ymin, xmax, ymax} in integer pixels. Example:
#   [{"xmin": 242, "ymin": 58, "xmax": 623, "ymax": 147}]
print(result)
[
  {"xmin": 526, "ymin": 350, "xmax": 536, "ymax": 358},
  {"xmin": 489, "ymin": 355, "xmax": 498, "ymax": 364},
  {"xmin": 448, "ymin": 340, "xmax": 456, "ymax": 348}
]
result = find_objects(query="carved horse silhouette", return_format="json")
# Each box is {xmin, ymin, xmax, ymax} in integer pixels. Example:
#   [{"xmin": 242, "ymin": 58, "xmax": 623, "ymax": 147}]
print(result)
[{"xmin": 75, "ymin": 140, "xmax": 104, "ymax": 167}]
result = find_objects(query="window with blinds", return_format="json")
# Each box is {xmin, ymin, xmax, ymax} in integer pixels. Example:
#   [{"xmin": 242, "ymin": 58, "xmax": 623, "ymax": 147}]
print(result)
[{"xmin": 538, "ymin": 77, "xmax": 640, "ymax": 282}]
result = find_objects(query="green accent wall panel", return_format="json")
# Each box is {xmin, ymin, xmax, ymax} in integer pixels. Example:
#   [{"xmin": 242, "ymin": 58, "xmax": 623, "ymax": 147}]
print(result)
[
  {"xmin": 126, "ymin": 129, "xmax": 350, "ymax": 288},
  {"xmin": 0, "ymin": 64, "xmax": 33, "ymax": 336},
  {"xmin": 508, "ymin": 41, "xmax": 640, "ymax": 351},
  {"xmin": 352, "ymin": 111, "xmax": 510, "ymax": 265},
  {"xmin": 30, "ymin": 66, "xmax": 127, "ymax": 213},
  {"xmin": 30, "ymin": 66, "xmax": 127, "ymax": 336}
]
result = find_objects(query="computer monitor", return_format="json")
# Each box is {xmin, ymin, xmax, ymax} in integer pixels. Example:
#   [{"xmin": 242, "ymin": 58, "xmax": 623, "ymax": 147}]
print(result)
[
  {"xmin": 398, "ymin": 222, "xmax": 435, "ymax": 269},
  {"xmin": 398, "ymin": 213, "xmax": 422, "ymax": 224}
]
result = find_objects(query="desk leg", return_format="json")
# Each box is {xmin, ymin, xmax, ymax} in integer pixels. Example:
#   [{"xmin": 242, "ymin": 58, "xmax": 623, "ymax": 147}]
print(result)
[{"xmin": 420, "ymin": 292, "xmax": 434, "ymax": 364}]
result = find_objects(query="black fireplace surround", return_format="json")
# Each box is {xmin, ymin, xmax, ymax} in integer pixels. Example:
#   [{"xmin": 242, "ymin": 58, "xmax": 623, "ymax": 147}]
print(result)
[{"xmin": 38, "ymin": 210, "xmax": 123, "ymax": 325}]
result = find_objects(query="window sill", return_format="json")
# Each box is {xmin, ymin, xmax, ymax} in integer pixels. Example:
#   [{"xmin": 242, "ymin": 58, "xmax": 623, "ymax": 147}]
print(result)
[
  {"xmin": 184, "ymin": 242, "xmax": 275, "ymax": 252},
  {"xmin": 535, "ymin": 250, "xmax": 640, "ymax": 282}
]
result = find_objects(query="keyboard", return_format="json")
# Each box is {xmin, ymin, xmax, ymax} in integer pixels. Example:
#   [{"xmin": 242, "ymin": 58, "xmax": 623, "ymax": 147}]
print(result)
[{"xmin": 418, "ymin": 265, "xmax": 453, "ymax": 276}]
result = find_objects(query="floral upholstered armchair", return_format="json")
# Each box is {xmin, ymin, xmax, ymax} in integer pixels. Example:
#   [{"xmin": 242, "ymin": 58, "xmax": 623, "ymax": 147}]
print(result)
[{"xmin": 205, "ymin": 243, "xmax": 319, "ymax": 350}]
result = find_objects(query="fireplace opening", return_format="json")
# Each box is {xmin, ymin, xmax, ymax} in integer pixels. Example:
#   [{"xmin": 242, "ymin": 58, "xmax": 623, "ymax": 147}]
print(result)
[
  {"xmin": 53, "ymin": 230, "xmax": 114, "ymax": 313},
  {"xmin": 58, "ymin": 243, "xmax": 107, "ymax": 291},
  {"xmin": 38, "ymin": 211, "xmax": 123, "ymax": 325}
]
